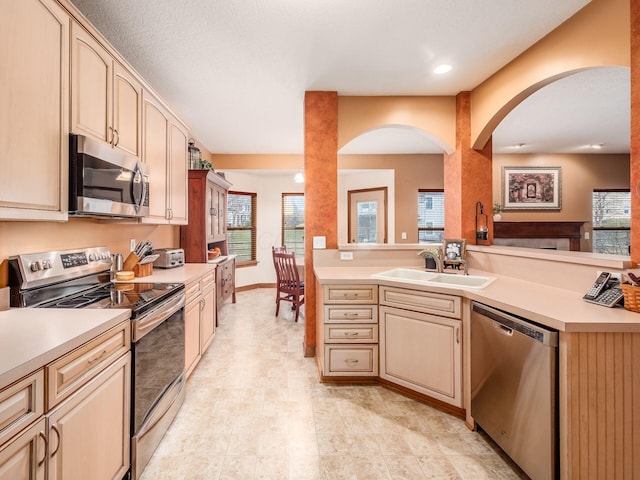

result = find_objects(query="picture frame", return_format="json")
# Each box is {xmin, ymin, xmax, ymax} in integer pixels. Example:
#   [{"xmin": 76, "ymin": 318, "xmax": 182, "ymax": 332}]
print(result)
[
  {"xmin": 443, "ymin": 238, "xmax": 466, "ymax": 262},
  {"xmin": 502, "ymin": 166, "xmax": 562, "ymax": 210}
]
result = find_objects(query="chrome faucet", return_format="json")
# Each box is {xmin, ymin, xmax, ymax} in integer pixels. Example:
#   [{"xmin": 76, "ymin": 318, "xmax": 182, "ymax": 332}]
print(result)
[
  {"xmin": 417, "ymin": 248, "xmax": 443, "ymax": 273},
  {"xmin": 457, "ymin": 259, "xmax": 469, "ymax": 275}
]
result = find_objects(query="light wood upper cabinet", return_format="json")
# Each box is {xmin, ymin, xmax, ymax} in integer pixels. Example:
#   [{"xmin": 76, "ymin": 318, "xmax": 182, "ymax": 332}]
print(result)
[
  {"xmin": 71, "ymin": 22, "xmax": 142, "ymax": 159},
  {"xmin": 0, "ymin": 0, "xmax": 69, "ymax": 220},
  {"xmin": 141, "ymin": 90, "xmax": 188, "ymax": 224}
]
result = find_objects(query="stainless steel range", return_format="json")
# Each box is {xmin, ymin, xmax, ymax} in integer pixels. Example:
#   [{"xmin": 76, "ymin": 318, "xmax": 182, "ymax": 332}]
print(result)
[{"xmin": 8, "ymin": 246, "xmax": 186, "ymax": 480}]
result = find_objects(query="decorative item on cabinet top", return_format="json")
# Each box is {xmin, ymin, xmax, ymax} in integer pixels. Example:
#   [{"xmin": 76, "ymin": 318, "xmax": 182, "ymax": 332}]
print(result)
[{"xmin": 188, "ymin": 139, "xmax": 202, "ymax": 169}]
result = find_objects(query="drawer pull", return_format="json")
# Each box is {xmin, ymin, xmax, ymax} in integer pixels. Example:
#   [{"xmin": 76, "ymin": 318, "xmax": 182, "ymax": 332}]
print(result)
[
  {"xmin": 345, "ymin": 312, "xmax": 359, "ymax": 317},
  {"xmin": 345, "ymin": 359, "xmax": 360, "ymax": 366},
  {"xmin": 87, "ymin": 349, "xmax": 108, "ymax": 365},
  {"xmin": 37, "ymin": 431, "xmax": 48, "ymax": 466},
  {"xmin": 344, "ymin": 294, "xmax": 359, "ymax": 299},
  {"xmin": 344, "ymin": 332, "xmax": 360, "ymax": 336}
]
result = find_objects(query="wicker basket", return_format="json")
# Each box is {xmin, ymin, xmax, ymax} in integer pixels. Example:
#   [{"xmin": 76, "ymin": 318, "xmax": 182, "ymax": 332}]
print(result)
[{"xmin": 620, "ymin": 283, "xmax": 640, "ymax": 313}]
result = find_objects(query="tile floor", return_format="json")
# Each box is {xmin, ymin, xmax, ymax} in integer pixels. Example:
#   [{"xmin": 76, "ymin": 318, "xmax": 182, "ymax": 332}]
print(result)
[{"xmin": 140, "ymin": 288, "xmax": 528, "ymax": 480}]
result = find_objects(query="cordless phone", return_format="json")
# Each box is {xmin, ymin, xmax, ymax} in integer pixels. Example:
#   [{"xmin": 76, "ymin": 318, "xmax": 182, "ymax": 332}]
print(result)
[
  {"xmin": 583, "ymin": 272, "xmax": 611, "ymax": 300},
  {"xmin": 583, "ymin": 271, "xmax": 624, "ymax": 307}
]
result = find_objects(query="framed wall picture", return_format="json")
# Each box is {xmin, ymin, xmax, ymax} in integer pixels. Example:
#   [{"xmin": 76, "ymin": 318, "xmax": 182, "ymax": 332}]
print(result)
[
  {"xmin": 443, "ymin": 238, "xmax": 466, "ymax": 261},
  {"xmin": 502, "ymin": 166, "xmax": 562, "ymax": 210}
]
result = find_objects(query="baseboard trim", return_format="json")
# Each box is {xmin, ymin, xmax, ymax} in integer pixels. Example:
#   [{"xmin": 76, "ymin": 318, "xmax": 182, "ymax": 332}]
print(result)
[{"xmin": 236, "ymin": 283, "xmax": 275, "ymax": 292}]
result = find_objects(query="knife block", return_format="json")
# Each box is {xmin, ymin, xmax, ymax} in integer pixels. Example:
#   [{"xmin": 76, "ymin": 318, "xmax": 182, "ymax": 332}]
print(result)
[
  {"xmin": 133, "ymin": 263, "xmax": 153, "ymax": 278},
  {"xmin": 122, "ymin": 252, "xmax": 140, "ymax": 271}
]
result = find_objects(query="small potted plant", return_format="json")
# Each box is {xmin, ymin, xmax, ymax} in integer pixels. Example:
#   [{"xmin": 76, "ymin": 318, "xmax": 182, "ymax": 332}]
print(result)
[{"xmin": 493, "ymin": 202, "xmax": 503, "ymax": 221}]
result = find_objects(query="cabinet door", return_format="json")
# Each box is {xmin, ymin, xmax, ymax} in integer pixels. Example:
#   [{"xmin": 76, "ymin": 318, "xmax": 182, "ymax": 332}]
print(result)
[
  {"xmin": 0, "ymin": 418, "xmax": 46, "ymax": 480},
  {"xmin": 185, "ymin": 297, "xmax": 201, "ymax": 378},
  {"xmin": 70, "ymin": 22, "xmax": 112, "ymax": 144},
  {"xmin": 380, "ymin": 305, "xmax": 461, "ymax": 407},
  {"xmin": 206, "ymin": 181, "xmax": 215, "ymax": 242},
  {"xmin": 113, "ymin": 62, "xmax": 142, "ymax": 159},
  {"xmin": 47, "ymin": 353, "xmax": 130, "ymax": 480},
  {"xmin": 168, "ymin": 120, "xmax": 188, "ymax": 224},
  {"xmin": 200, "ymin": 286, "xmax": 216, "ymax": 353},
  {"xmin": 142, "ymin": 91, "xmax": 169, "ymax": 223},
  {"xmin": 0, "ymin": 0, "xmax": 69, "ymax": 220}
]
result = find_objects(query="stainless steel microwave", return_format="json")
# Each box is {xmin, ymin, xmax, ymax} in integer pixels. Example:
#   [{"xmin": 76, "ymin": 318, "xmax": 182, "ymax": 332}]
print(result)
[{"xmin": 69, "ymin": 134, "xmax": 149, "ymax": 218}]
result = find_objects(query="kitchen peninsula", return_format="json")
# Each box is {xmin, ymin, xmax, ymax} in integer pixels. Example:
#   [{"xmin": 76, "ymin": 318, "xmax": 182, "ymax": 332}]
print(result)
[{"xmin": 313, "ymin": 244, "xmax": 640, "ymax": 480}]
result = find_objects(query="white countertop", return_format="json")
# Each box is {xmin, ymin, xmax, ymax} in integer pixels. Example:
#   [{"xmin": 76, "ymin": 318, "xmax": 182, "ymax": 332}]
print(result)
[
  {"xmin": 314, "ymin": 265, "xmax": 640, "ymax": 333},
  {"xmin": 0, "ymin": 308, "xmax": 130, "ymax": 389},
  {"xmin": 120, "ymin": 263, "xmax": 217, "ymax": 284},
  {"xmin": 1, "ymin": 263, "xmax": 216, "ymax": 391}
]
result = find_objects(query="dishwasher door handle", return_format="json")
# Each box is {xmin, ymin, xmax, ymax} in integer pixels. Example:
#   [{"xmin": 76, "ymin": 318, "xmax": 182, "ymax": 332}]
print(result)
[{"xmin": 494, "ymin": 322, "xmax": 514, "ymax": 336}]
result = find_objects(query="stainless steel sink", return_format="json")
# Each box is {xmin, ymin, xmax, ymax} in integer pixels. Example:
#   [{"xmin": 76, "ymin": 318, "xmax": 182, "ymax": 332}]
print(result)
[{"xmin": 372, "ymin": 268, "xmax": 495, "ymax": 289}]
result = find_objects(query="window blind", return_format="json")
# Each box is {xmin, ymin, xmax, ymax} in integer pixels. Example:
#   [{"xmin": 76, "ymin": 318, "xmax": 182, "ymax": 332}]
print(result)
[
  {"xmin": 418, "ymin": 189, "xmax": 445, "ymax": 243},
  {"xmin": 282, "ymin": 193, "xmax": 305, "ymax": 257},
  {"xmin": 592, "ymin": 189, "xmax": 630, "ymax": 255},
  {"xmin": 227, "ymin": 191, "xmax": 257, "ymax": 262}
]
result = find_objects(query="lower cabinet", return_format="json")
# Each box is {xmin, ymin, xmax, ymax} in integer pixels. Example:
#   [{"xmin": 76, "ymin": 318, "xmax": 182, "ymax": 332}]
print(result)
[
  {"xmin": 216, "ymin": 256, "xmax": 236, "ymax": 308},
  {"xmin": 0, "ymin": 418, "xmax": 46, "ymax": 480},
  {"xmin": 379, "ymin": 286, "xmax": 462, "ymax": 408},
  {"xmin": 185, "ymin": 271, "xmax": 217, "ymax": 378},
  {"xmin": 46, "ymin": 353, "xmax": 131, "ymax": 480},
  {"xmin": 318, "ymin": 284, "xmax": 379, "ymax": 378},
  {"xmin": 0, "ymin": 321, "xmax": 131, "ymax": 480}
]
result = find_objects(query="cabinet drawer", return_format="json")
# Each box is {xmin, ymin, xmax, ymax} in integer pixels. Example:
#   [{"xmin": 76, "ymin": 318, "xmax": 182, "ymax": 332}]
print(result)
[
  {"xmin": 379, "ymin": 285, "xmax": 461, "ymax": 319},
  {"xmin": 323, "ymin": 285, "xmax": 378, "ymax": 304},
  {"xmin": 324, "ymin": 346, "xmax": 378, "ymax": 376},
  {"xmin": 200, "ymin": 271, "xmax": 215, "ymax": 292},
  {"xmin": 185, "ymin": 280, "xmax": 201, "ymax": 303},
  {"xmin": 46, "ymin": 321, "xmax": 130, "ymax": 409},
  {"xmin": 0, "ymin": 370, "xmax": 44, "ymax": 447},
  {"xmin": 323, "ymin": 305, "xmax": 377, "ymax": 323},
  {"xmin": 324, "ymin": 324, "xmax": 378, "ymax": 343}
]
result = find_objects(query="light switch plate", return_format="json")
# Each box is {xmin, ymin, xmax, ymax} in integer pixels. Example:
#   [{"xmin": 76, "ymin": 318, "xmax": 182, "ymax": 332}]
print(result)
[{"xmin": 313, "ymin": 236, "xmax": 326, "ymax": 249}]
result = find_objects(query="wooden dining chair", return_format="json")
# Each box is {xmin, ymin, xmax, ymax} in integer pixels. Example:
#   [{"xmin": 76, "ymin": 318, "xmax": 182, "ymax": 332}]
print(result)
[{"xmin": 272, "ymin": 248, "xmax": 304, "ymax": 322}]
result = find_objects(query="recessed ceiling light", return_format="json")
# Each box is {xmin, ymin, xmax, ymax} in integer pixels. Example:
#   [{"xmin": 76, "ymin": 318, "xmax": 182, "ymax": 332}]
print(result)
[{"xmin": 433, "ymin": 64, "xmax": 452, "ymax": 74}]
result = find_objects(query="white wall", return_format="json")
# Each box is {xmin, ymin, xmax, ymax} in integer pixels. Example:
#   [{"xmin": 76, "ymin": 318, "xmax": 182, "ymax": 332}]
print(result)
[
  {"xmin": 337, "ymin": 169, "xmax": 395, "ymax": 244},
  {"xmin": 220, "ymin": 171, "xmax": 304, "ymax": 288}
]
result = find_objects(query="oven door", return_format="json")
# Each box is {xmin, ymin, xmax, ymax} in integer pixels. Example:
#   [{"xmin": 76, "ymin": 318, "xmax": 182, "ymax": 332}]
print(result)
[
  {"xmin": 70, "ymin": 134, "xmax": 149, "ymax": 218},
  {"xmin": 131, "ymin": 291, "xmax": 185, "ymax": 479}
]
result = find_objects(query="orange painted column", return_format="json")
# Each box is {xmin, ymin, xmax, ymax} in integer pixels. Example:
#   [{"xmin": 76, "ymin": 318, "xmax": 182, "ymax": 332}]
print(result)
[
  {"xmin": 444, "ymin": 92, "xmax": 493, "ymax": 244},
  {"xmin": 631, "ymin": 0, "xmax": 640, "ymax": 265},
  {"xmin": 303, "ymin": 91, "xmax": 338, "ymax": 356}
]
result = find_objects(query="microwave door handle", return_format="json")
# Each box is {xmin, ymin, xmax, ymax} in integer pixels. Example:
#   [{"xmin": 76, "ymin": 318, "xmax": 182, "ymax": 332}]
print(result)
[{"xmin": 132, "ymin": 163, "xmax": 146, "ymax": 213}]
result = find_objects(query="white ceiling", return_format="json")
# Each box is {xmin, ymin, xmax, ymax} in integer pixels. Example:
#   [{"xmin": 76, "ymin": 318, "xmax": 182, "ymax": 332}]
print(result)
[{"xmin": 68, "ymin": 0, "xmax": 628, "ymax": 156}]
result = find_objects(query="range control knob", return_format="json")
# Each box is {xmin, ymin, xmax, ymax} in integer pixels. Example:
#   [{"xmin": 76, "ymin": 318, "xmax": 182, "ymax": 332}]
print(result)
[
  {"xmin": 89, "ymin": 253, "xmax": 97, "ymax": 261},
  {"xmin": 42, "ymin": 260, "xmax": 52, "ymax": 270},
  {"xmin": 29, "ymin": 260, "xmax": 44, "ymax": 272}
]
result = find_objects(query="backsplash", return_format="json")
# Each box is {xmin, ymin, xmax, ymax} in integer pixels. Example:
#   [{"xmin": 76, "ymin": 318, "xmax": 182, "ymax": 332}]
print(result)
[{"xmin": 0, "ymin": 219, "xmax": 179, "ymax": 261}]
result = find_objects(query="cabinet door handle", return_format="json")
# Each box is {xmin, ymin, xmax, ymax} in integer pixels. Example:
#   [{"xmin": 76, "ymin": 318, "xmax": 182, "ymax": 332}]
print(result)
[
  {"xmin": 50, "ymin": 424, "xmax": 61, "ymax": 458},
  {"xmin": 108, "ymin": 126, "xmax": 114, "ymax": 146},
  {"xmin": 456, "ymin": 327, "xmax": 460, "ymax": 344},
  {"xmin": 345, "ymin": 359, "xmax": 359, "ymax": 366},
  {"xmin": 200, "ymin": 299, "xmax": 205, "ymax": 312},
  {"xmin": 37, "ymin": 431, "xmax": 48, "ymax": 466},
  {"xmin": 113, "ymin": 129, "xmax": 119, "ymax": 147}
]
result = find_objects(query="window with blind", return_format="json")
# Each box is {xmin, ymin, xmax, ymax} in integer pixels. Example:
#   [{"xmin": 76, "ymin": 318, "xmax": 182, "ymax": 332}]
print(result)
[
  {"xmin": 418, "ymin": 190, "xmax": 445, "ymax": 243},
  {"xmin": 282, "ymin": 193, "xmax": 305, "ymax": 256},
  {"xmin": 592, "ymin": 189, "xmax": 630, "ymax": 255},
  {"xmin": 227, "ymin": 192, "xmax": 257, "ymax": 263}
]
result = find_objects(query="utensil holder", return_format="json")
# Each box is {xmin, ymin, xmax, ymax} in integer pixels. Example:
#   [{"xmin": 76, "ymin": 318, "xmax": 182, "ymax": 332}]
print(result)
[
  {"xmin": 123, "ymin": 252, "xmax": 140, "ymax": 271},
  {"xmin": 133, "ymin": 263, "xmax": 153, "ymax": 278}
]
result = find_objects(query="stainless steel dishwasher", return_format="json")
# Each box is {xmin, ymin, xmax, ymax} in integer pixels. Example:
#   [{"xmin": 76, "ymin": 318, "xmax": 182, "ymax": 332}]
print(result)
[{"xmin": 471, "ymin": 302, "xmax": 558, "ymax": 480}]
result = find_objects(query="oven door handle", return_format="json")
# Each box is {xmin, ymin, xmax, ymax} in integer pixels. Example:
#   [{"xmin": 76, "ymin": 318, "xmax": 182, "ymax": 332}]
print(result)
[{"xmin": 132, "ymin": 292, "xmax": 186, "ymax": 342}]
